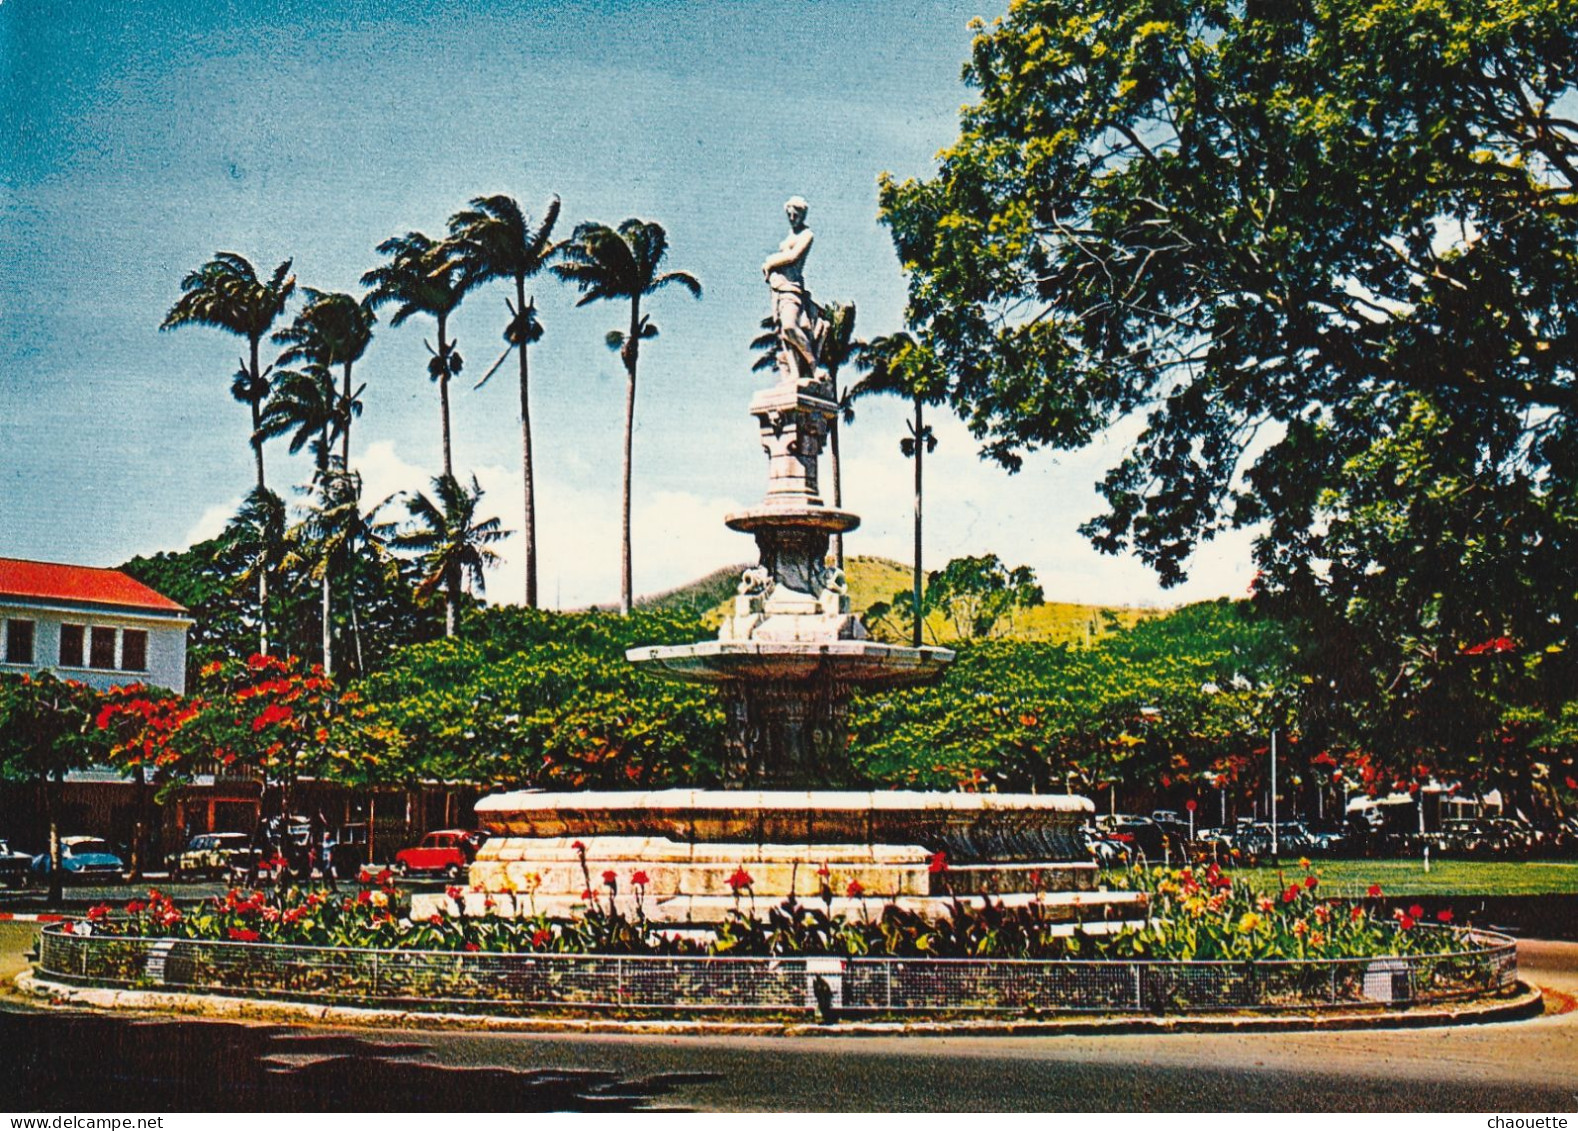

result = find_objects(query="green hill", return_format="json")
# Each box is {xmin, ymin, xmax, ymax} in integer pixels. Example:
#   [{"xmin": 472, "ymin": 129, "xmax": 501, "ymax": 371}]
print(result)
[{"xmin": 640, "ymin": 555, "xmax": 1158, "ymax": 643}]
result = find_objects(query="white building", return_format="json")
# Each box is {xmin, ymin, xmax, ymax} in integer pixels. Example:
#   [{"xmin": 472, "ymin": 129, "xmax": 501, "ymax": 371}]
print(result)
[{"xmin": 0, "ymin": 557, "xmax": 192, "ymax": 694}]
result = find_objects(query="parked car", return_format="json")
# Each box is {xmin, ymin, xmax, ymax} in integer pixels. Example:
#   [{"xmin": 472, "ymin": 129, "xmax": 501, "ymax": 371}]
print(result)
[
  {"xmin": 393, "ymin": 829, "xmax": 486, "ymax": 880},
  {"xmin": 30, "ymin": 836, "xmax": 124, "ymax": 881},
  {"xmin": 0, "ymin": 839, "xmax": 31, "ymax": 887},
  {"xmin": 1095, "ymin": 814, "xmax": 1169, "ymax": 859},
  {"xmin": 1080, "ymin": 825, "xmax": 1129, "ymax": 866},
  {"xmin": 169, "ymin": 832, "xmax": 257, "ymax": 881}
]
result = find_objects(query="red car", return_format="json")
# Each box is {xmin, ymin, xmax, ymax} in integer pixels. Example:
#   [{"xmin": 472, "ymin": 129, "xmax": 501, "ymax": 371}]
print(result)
[{"xmin": 392, "ymin": 829, "xmax": 486, "ymax": 880}]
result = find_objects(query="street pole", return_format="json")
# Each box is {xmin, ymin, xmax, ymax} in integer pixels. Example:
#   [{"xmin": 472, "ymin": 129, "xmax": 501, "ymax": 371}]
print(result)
[{"xmin": 1270, "ymin": 729, "xmax": 1279, "ymax": 859}]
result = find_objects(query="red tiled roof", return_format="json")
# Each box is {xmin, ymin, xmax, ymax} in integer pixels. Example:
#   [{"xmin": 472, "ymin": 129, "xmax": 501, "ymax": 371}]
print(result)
[{"xmin": 0, "ymin": 557, "xmax": 188, "ymax": 615}]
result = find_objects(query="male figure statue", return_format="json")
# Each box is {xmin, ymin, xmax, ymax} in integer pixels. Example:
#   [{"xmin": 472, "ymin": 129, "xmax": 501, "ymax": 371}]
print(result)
[{"xmin": 762, "ymin": 196, "xmax": 827, "ymax": 384}]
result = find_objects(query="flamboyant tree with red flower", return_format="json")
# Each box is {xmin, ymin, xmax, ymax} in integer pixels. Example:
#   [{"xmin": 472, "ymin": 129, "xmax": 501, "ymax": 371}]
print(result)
[{"xmin": 95, "ymin": 685, "xmax": 200, "ymax": 877}]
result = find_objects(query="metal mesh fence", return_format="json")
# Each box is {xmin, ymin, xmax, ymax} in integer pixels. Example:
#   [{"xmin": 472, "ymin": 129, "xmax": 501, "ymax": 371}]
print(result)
[{"xmin": 37, "ymin": 927, "xmax": 1517, "ymax": 1018}]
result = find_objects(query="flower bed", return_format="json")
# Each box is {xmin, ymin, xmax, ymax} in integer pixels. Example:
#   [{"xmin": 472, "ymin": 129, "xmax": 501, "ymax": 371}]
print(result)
[{"xmin": 30, "ymin": 862, "xmax": 1520, "ymax": 1018}]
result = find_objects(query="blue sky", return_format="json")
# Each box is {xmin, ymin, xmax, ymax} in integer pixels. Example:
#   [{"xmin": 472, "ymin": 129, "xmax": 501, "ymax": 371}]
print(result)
[{"xmin": 0, "ymin": 0, "xmax": 1253, "ymax": 609}]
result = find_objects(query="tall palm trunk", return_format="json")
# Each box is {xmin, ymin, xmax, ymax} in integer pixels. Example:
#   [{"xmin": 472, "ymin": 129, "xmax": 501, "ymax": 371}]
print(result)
[
  {"xmin": 518, "ymin": 277, "xmax": 539, "ymax": 609},
  {"xmin": 341, "ymin": 360, "xmax": 354, "ymax": 468},
  {"xmin": 321, "ymin": 438, "xmax": 334, "ymax": 680},
  {"xmin": 620, "ymin": 296, "xmax": 640, "ymax": 616},
  {"xmin": 250, "ymin": 334, "xmax": 270, "ymax": 656},
  {"xmin": 912, "ymin": 396, "xmax": 924, "ymax": 648},
  {"xmin": 445, "ymin": 562, "xmax": 461, "ymax": 637},
  {"xmin": 437, "ymin": 313, "xmax": 454, "ymax": 479}
]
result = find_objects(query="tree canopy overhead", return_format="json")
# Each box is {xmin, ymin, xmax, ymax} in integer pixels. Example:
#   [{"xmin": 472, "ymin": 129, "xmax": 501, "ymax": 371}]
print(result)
[
  {"xmin": 880, "ymin": 0, "xmax": 1578, "ymax": 773},
  {"xmin": 881, "ymin": 0, "xmax": 1577, "ymax": 573}
]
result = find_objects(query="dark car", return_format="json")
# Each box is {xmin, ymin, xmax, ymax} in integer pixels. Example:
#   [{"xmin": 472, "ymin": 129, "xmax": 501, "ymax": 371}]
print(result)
[
  {"xmin": 30, "ymin": 836, "xmax": 124, "ymax": 881},
  {"xmin": 1096, "ymin": 814, "xmax": 1169, "ymax": 859}
]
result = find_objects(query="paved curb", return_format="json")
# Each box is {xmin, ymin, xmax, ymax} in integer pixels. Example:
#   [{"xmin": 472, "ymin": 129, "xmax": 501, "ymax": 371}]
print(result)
[{"xmin": 14, "ymin": 969, "xmax": 1544, "ymax": 1037}]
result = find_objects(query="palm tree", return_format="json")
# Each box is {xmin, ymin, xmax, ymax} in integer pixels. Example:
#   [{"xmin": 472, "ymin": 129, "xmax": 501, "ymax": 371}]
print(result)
[
  {"xmin": 297, "ymin": 467, "xmax": 394, "ymax": 676},
  {"xmin": 163, "ymin": 253, "xmax": 295, "ymax": 653},
  {"xmin": 553, "ymin": 219, "xmax": 701, "ymax": 615},
  {"xmin": 392, "ymin": 474, "xmax": 509, "ymax": 637},
  {"xmin": 256, "ymin": 364, "xmax": 340, "ymax": 476},
  {"xmin": 161, "ymin": 253, "xmax": 296, "ymax": 492},
  {"xmin": 226, "ymin": 487, "xmax": 291, "ymax": 656},
  {"xmin": 273, "ymin": 290, "xmax": 375, "ymax": 467},
  {"xmin": 446, "ymin": 194, "xmax": 562, "ymax": 609},
  {"xmin": 848, "ymin": 332, "xmax": 949, "ymax": 647},
  {"xmin": 362, "ymin": 233, "xmax": 469, "ymax": 478}
]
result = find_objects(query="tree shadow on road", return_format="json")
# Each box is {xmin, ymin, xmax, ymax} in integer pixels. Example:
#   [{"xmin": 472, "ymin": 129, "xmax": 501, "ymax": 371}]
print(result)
[{"xmin": 5, "ymin": 1008, "xmax": 718, "ymax": 1111}]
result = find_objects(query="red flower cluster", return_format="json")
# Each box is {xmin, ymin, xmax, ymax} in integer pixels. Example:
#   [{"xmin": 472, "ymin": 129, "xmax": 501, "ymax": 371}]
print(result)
[
  {"xmin": 846, "ymin": 880, "xmax": 865, "ymax": 898},
  {"xmin": 631, "ymin": 870, "xmax": 650, "ymax": 888},
  {"xmin": 727, "ymin": 868, "xmax": 754, "ymax": 892},
  {"xmin": 227, "ymin": 927, "xmax": 260, "ymax": 942},
  {"xmin": 927, "ymin": 851, "xmax": 948, "ymax": 875}
]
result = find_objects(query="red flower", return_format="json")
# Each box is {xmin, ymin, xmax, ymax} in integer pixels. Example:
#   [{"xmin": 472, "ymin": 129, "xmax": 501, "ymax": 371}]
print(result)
[
  {"xmin": 928, "ymin": 851, "xmax": 949, "ymax": 874},
  {"xmin": 571, "ymin": 840, "xmax": 586, "ymax": 853},
  {"xmin": 1408, "ymin": 904, "xmax": 1424, "ymax": 919},
  {"xmin": 124, "ymin": 900, "xmax": 146, "ymax": 915},
  {"xmin": 86, "ymin": 904, "xmax": 110, "ymax": 922},
  {"xmin": 356, "ymin": 889, "xmax": 371, "ymax": 905},
  {"xmin": 463, "ymin": 942, "xmax": 480, "ymax": 952},
  {"xmin": 816, "ymin": 862, "xmax": 831, "ymax": 878},
  {"xmin": 631, "ymin": 870, "xmax": 650, "ymax": 887},
  {"xmin": 1398, "ymin": 914, "xmax": 1416, "ymax": 930},
  {"xmin": 1437, "ymin": 909, "xmax": 1454, "ymax": 923},
  {"xmin": 1282, "ymin": 885, "xmax": 1300, "ymax": 904},
  {"xmin": 1566, "ymin": 776, "xmax": 1578, "ymax": 791},
  {"xmin": 227, "ymin": 927, "xmax": 260, "ymax": 942},
  {"xmin": 602, "ymin": 869, "xmax": 618, "ymax": 887},
  {"xmin": 580, "ymin": 889, "xmax": 593, "ymax": 901},
  {"xmin": 429, "ymin": 914, "xmax": 444, "ymax": 926},
  {"xmin": 445, "ymin": 885, "xmax": 464, "ymax": 900},
  {"xmin": 531, "ymin": 928, "xmax": 551, "ymax": 947},
  {"xmin": 1304, "ymin": 874, "xmax": 1318, "ymax": 890},
  {"xmin": 1367, "ymin": 884, "xmax": 1383, "ymax": 898},
  {"xmin": 845, "ymin": 880, "xmax": 865, "ymax": 898},
  {"xmin": 727, "ymin": 868, "xmax": 754, "ymax": 892}
]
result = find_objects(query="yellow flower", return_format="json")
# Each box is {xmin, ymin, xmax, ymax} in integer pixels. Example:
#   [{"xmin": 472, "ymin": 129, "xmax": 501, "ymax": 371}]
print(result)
[
  {"xmin": 1237, "ymin": 911, "xmax": 1262, "ymax": 934},
  {"xmin": 1298, "ymin": 856, "xmax": 1311, "ymax": 870}
]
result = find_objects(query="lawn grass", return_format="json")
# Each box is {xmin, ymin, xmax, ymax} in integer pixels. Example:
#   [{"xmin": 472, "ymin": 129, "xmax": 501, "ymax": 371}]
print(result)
[{"xmin": 1227, "ymin": 858, "xmax": 1578, "ymax": 897}]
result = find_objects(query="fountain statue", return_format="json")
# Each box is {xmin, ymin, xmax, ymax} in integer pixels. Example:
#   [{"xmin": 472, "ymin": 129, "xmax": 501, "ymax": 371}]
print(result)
[{"xmin": 455, "ymin": 200, "xmax": 1142, "ymax": 927}]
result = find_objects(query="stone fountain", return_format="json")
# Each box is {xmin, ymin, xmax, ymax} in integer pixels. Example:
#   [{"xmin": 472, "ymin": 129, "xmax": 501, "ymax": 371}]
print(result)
[{"xmin": 459, "ymin": 199, "xmax": 1142, "ymax": 926}]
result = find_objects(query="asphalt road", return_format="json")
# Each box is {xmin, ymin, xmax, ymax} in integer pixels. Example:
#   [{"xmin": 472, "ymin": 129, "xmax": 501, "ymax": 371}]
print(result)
[{"xmin": 3, "ymin": 922, "xmax": 1576, "ymax": 1112}]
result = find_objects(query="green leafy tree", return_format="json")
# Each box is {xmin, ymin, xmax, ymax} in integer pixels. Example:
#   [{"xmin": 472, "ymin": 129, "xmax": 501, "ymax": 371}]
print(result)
[
  {"xmin": 392, "ymin": 474, "xmax": 509, "ymax": 638},
  {"xmin": 446, "ymin": 194, "xmax": 562, "ymax": 609},
  {"xmin": 362, "ymin": 232, "xmax": 470, "ymax": 478},
  {"xmin": 926, "ymin": 554, "xmax": 1044, "ymax": 640},
  {"xmin": 878, "ymin": 0, "xmax": 1578, "ymax": 787},
  {"xmin": 0, "ymin": 674, "xmax": 107, "ymax": 903},
  {"xmin": 848, "ymin": 332, "xmax": 949, "ymax": 646},
  {"xmin": 554, "ymin": 219, "xmax": 702, "ymax": 615},
  {"xmin": 354, "ymin": 607, "xmax": 723, "ymax": 789}
]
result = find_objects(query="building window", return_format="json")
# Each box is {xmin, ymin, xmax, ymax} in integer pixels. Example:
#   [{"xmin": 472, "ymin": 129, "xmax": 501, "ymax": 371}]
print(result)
[
  {"xmin": 89, "ymin": 626, "xmax": 117, "ymax": 670},
  {"xmin": 121, "ymin": 629, "xmax": 148, "ymax": 672},
  {"xmin": 4, "ymin": 619, "xmax": 35, "ymax": 665},
  {"xmin": 59, "ymin": 624, "xmax": 86, "ymax": 667}
]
